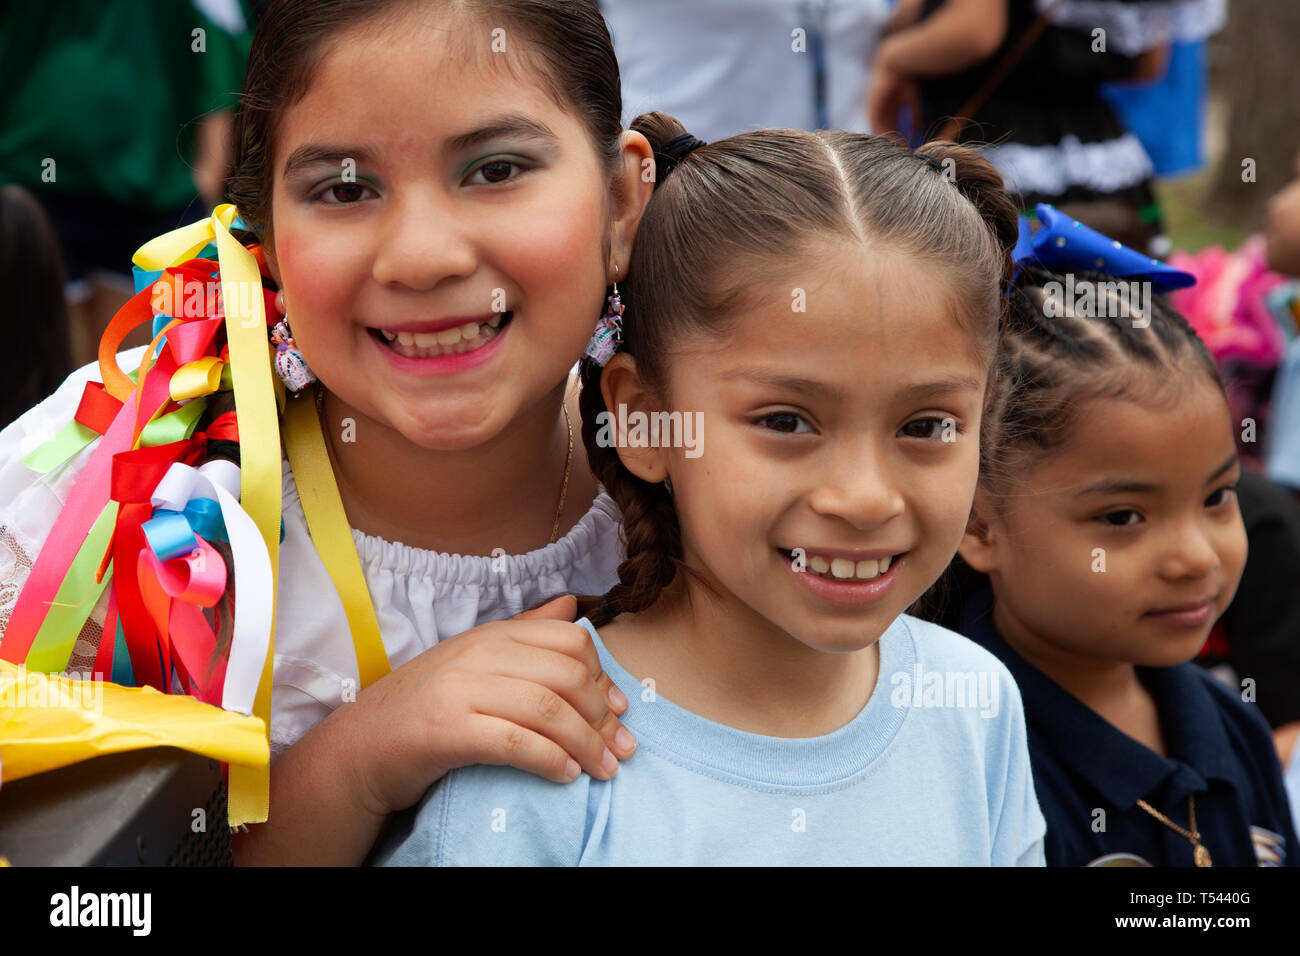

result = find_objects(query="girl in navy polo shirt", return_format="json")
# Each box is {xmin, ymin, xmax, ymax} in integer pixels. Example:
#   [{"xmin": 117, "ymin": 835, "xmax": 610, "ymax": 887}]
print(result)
[{"xmin": 945, "ymin": 220, "xmax": 1299, "ymax": 867}]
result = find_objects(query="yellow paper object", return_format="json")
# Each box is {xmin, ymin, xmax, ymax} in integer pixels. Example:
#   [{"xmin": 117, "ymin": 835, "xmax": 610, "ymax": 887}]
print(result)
[{"xmin": 0, "ymin": 660, "xmax": 267, "ymax": 783}]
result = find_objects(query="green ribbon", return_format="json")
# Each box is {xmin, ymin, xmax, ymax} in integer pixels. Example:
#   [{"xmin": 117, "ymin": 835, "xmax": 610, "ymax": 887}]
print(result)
[
  {"xmin": 24, "ymin": 505, "xmax": 119, "ymax": 673},
  {"xmin": 22, "ymin": 396, "xmax": 209, "ymax": 476}
]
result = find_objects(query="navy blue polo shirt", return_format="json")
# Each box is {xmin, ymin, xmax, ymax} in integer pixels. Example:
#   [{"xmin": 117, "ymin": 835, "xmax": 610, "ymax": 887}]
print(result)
[{"xmin": 959, "ymin": 585, "xmax": 1298, "ymax": 867}]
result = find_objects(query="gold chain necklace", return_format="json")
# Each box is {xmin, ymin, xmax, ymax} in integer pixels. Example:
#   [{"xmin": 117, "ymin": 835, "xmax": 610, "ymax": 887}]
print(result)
[
  {"xmin": 1135, "ymin": 795, "xmax": 1212, "ymax": 866},
  {"xmin": 549, "ymin": 402, "xmax": 574, "ymax": 545},
  {"xmin": 315, "ymin": 388, "xmax": 574, "ymax": 547}
]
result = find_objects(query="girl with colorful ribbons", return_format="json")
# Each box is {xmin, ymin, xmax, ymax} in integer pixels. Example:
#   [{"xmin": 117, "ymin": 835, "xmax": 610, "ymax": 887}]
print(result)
[{"xmin": 0, "ymin": 0, "xmax": 657, "ymax": 864}]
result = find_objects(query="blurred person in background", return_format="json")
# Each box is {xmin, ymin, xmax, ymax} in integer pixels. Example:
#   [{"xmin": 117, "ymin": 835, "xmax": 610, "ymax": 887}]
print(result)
[
  {"xmin": 869, "ymin": 0, "xmax": 1225, "ymax": 255},
  {"xmin": 0, "ymin": 186, "xmax": 73, "ymax": 429},
  {"xmin": 0, "ymin": 0, "xmax": 254, "ymax": 369},
  {"xmin": 601, "ymin": 0, "xmax": 889, "ymax": 140},
  {"xmin": 1264, "ymin": 153, "xmax": 1300, "ymax": 508}
]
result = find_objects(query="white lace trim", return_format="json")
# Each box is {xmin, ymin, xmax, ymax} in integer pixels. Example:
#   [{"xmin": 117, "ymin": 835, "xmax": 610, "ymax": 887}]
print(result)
[
  {"xmin": 1037, "ymin": 0, "xmax": 1227, "ymax": 56},
  {"xmin": 0, "ymin": 522, "xmax": 36, "ymax": 641},
  {"xmin": 985, "ymin": 132, "xmax": 1155, "ymax": 198}
]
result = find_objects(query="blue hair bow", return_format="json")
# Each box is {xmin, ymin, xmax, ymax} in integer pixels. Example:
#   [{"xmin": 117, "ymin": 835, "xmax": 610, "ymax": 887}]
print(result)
[{"xmin": 1011, "ymin": 203, "xmax": 1196, "ymax": 294}]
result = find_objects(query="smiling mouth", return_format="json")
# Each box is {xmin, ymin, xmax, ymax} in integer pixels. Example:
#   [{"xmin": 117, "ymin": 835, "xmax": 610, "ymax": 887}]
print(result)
[
  {"xmin": 778, "ymin": 548, "xmax": 905, "ymax": 582},
  {"xmin": 368, "ymin": 311, "xmax": 513, "ymax": 358}
]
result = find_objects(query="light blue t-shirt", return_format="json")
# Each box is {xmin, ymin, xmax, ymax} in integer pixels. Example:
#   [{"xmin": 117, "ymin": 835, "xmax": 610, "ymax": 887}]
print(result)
[{"xmin": 372, "ymin": 613, "xmax": 1047, "ymax": 866}]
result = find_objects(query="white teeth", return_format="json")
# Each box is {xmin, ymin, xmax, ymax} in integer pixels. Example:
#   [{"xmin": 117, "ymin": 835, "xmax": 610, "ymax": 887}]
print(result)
[
  {"xmin": 798, "ymin": 551, "xmax": 897, "ymax": 581},
  {"xmin": 379, "ymin": 318, "xmax": 503, "ymax": 358},
  {"xmin": 830, "ymin": 558, "xmax": 856, "ymax": 579}
]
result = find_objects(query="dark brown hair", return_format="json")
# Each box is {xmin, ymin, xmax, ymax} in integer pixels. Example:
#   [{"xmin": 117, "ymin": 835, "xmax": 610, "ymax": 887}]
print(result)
[
  {"xmin": 577, "ymin": 113, "xmax": 1020, "ymax": 626},
  {"xmin": 210, "ymin": 0, "xmax": 625, "ymax": 436},
  {"xmin": 227, "ymin": 0, "xmax": 624, "ymax": 242},
  {"xmin": 0, "ymin": 186, "xmax": 72, "ymax": 428},
  {"xmin": 918, "ymin": 263, "xmax": 1228, "ymax": 629},
  {"xmin": 209, "ymin": 0, "xmax": 626, "ymax": 653}
]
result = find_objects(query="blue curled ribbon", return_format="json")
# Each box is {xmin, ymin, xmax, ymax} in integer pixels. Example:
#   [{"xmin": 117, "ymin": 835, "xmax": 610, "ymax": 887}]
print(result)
[
  {"xmin": 142, "ymin": 497, "xmax": 229, "ymax": 562},
  {"xmin": 1011, "ymin": 203, "xmax": 1197, "ymax": 294}
]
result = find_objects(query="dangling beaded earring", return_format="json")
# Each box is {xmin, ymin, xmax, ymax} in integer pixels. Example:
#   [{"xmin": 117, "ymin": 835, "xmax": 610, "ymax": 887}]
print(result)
[
  {"xmin": 584, "ymin": 266, "xmax": 625, "ymax": 367},
  {"xmin": 270, "ymin": 316, "xmax": 317, "ymax": 393}
]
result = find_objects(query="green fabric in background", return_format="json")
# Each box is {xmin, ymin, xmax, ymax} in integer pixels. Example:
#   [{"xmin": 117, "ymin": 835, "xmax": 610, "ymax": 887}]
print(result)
[{"xmin": 0, "ymin": 0, "xmax": 253, "ymax": 211}]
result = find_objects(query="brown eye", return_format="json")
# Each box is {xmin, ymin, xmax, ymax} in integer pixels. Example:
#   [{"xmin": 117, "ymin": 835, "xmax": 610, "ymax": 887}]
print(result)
[
  {"xmin": 476, "ymin": 161, "xmax": 517, "ymax": 184},
  {"xmin": 321, "ymin": 182, "xmax": 371, "ymax": 204},
  {"xmin": 756, "ymin": 412, "xmax": 811, "ymax": 434},
  {"xmin": 1099, "ymin": 510, "xmax": 1142, "ymax": 527}
]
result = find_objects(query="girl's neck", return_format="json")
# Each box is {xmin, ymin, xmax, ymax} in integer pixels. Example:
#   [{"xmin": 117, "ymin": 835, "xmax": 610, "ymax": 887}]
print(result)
[
  {"xmin": 991, "ymin": 599, "xmax": 1165, "ymax": 753},
  {"xmin": 600, "ymin": 572, "xmax": 881, "ymax": 738},
  {"xmin": 318, "ymin": 382, "xmax": 597, "ymax": 556}
]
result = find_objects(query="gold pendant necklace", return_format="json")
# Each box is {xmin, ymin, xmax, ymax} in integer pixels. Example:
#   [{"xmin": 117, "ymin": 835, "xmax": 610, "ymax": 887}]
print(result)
[{"xmin": 1135, "ymin": 794, "xmax": 1212, "ymax": 866}]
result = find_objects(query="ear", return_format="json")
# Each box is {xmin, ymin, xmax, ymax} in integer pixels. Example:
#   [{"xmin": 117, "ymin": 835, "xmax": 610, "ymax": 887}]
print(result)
[
  {"xmin": 599, "ymin": 352, "xmax": 671, "ymax": 485},
  {"xmin": 261, "ymin": 236, "xmax": 283, "ymax": 287},
  {"xmin": 608, "ymin": 131, "xmax": 655, "ymax": 281},
  {"xmin": 957, "ymin": 491, "xmax": 1002, "ymax": 574}
]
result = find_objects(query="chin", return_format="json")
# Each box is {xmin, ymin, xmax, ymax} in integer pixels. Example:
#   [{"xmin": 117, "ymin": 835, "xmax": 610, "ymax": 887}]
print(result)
[{"xmin": 786, "ymin": 612, "xmax": 897, "ymax": 654}]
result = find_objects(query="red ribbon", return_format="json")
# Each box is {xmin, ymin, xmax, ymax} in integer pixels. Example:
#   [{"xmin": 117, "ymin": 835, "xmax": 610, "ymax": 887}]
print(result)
[{"xmin": 75, "ymin": 382, "xmax": 125, "ymax": 436}]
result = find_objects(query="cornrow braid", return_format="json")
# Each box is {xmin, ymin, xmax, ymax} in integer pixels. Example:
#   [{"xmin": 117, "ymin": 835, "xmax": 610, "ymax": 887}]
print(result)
[
  {"xmin": 916, "ymin": 262, "xmax": 1227, "ymax": 629},
  {"xmin": 981, "ymin": 263, "xmax": 1226, "ymax": 509}
]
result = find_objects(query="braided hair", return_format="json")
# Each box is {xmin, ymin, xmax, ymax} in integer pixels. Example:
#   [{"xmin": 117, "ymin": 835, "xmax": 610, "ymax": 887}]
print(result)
[{"xmin": 918, "ymin": 262, "xmax": 1228, "ymax": 629}]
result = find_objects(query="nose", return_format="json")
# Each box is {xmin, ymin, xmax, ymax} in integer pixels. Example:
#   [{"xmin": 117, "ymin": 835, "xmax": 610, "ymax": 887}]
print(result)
[
  {"xmin": 371, "ymin": 186, "xmax": 477, "ymax": 291},
  {"xmin": 806, "ymin": 445, "xmax": 906, "ymax": 531},
  {"xmin": 1156, "ymin": 517, "xmax": 1221, "ymax": 582}
]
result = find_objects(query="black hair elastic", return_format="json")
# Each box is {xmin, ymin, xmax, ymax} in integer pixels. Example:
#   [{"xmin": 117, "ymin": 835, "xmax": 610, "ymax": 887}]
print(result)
[
  {"xmin": 916, "ymin": 151, "xmax": 946, "ymax": 175},
  {"xmin": 653, "ymin": 132, "xmax": 707, "ymax": 185}
]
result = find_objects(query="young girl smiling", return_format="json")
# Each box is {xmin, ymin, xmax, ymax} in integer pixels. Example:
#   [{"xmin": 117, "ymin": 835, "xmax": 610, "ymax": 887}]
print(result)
[
  {"xmin": 955, "ymin": 258, "xmax": 1298, "ymax": 866},
  {"xmin": 373, "ymin": 118, "xmax": 1048, "ymax": 866},
  {"xmin": 0, "ymin": 0, "xmax": 656, "ymax": 865}
]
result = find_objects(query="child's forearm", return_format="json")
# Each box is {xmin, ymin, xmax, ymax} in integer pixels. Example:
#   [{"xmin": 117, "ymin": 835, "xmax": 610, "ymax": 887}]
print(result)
[
  {"xmin": 878, "ymin": 0, "xmax": 1008, "ymax": 78},
  {"xmin": 232, "ymin": 703, "xmax": 389, "ymax": 866}
]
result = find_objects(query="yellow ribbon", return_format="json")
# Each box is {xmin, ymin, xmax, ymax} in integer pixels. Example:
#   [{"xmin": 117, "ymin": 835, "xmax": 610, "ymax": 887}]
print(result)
[
  {"xmin": 133, "ymin": 205, "xmax": 281, "ymax": 824},
  {"xmin": 124, "ymin": 204, "xmax": 393, "ymax": 826},
  {"xmin": 283, "ymin": 394, "xmax": 392, "ymax": 689},
  {"xmin": 170, "ymin": 357, "xmax": 226, "ymax": 402}
]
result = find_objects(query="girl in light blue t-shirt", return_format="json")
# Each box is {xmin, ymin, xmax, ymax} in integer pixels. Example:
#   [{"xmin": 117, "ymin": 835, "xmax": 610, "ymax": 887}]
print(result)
[{"xmin": 373, "ymin": 119, "xmax": 1047, "ymax": 866}]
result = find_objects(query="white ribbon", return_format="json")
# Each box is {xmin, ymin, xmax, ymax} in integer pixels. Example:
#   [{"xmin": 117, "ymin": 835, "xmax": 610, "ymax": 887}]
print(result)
[{"xmin": 149, "ymin": 460, "xmax": 272, "ymax": 716}]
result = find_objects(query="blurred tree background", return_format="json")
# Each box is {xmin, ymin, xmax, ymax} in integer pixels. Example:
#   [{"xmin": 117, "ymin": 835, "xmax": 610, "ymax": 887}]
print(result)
[{"xmin": 1162, "ymin": 0, "xmax": 1300, "ymax": 252}]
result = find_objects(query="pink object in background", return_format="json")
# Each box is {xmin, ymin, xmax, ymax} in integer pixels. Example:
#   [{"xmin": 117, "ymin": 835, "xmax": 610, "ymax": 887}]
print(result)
[{"xmin": 1169, "ymin": 237, "xmax": 1288, "ymax": 369}]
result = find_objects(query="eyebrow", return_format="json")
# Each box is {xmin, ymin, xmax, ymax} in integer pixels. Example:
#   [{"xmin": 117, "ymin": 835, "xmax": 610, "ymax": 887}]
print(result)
[
  {"xmin": 719, "ymin": 368, "xmax": 984, "ymax": 404},
  {"xmin": 1072, "ymin": 452, "xmax": 1240, "ymax": 498},
  {"xmin": 280, "ymin": 115, "xmax": 561, "ymax": 179}
]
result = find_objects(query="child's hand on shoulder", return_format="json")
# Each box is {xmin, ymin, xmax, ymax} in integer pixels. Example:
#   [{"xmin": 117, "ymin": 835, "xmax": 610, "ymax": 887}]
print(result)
[{"xmin": 346, "ymin": 595, "xmax": 635, "ymax": 815}]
